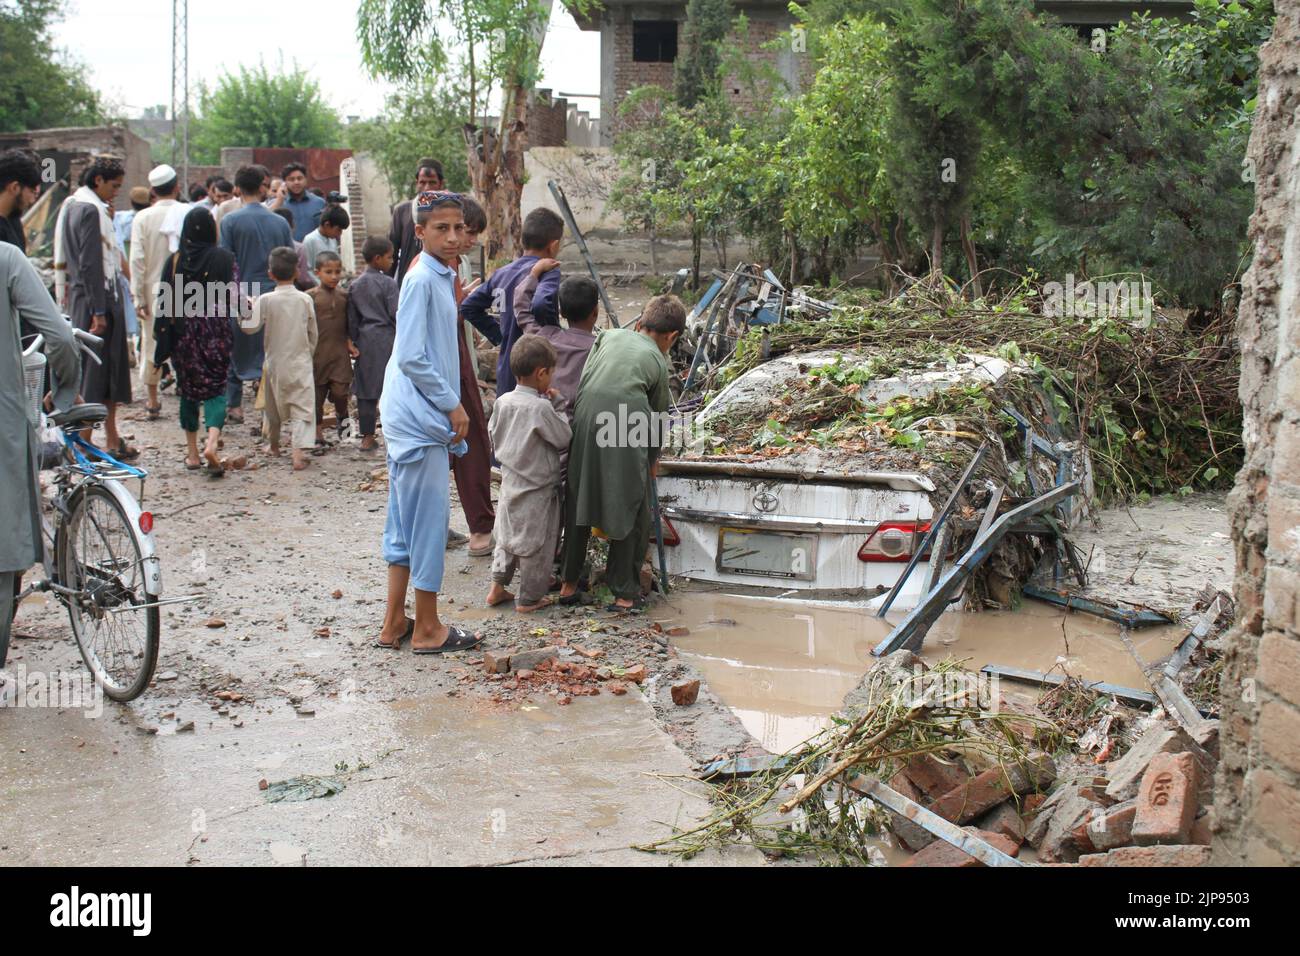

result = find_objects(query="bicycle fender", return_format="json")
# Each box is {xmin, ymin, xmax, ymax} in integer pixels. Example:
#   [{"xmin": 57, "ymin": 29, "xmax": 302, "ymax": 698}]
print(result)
[{"xmin": 97, "ymin": 478, "xmax": 163, "ymax": 598}]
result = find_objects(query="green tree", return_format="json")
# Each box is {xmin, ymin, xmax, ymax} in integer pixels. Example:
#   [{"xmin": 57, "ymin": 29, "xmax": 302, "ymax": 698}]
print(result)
[
  {"xmin": 357, "ymin": 0, "xmax": 584, "ymax": 259},
  {"xmin": 0, "ymin": 0, "xmax": 108, "ymax": 133},
  {"xmin": 675, "ymin": 0, "xmax": 733, "ymax": 109},
  {"xmin": 347, "ymin": 79, "xmax": 471, "ymax": 199},
  {"xmin": 189, "ymin": 62, "xmax": 342, "ymax": 165}
]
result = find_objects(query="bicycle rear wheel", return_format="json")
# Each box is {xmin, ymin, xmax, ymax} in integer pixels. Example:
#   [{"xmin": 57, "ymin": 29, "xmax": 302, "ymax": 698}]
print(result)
[{"xmin": 58, "ymin": 483, "xmax": 159, "ymax": 701}]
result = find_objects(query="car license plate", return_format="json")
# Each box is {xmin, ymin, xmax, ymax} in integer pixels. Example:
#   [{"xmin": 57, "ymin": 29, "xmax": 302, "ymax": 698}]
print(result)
[{"xmin": 716, "ymin": 527, "xmax": 816, "ymax": 580}]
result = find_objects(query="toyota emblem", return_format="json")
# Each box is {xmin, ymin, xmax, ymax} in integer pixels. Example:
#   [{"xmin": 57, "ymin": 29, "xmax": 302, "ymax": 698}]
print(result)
[{"xmin": 753, "ymin": 490, "xmax": 779, "ymax": 513}]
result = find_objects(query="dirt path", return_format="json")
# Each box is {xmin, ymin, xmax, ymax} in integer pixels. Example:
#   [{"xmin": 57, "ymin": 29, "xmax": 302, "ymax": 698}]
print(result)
[
  {"xmin": 0, "ymin": 395, "xmax": 756, "ymax": 866},
  {"xmin": 0, "ymin": 386, "xmax": 1232, "ymax": 865}
]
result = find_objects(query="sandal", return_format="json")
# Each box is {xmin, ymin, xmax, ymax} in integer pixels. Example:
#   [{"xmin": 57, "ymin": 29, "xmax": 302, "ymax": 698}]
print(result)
[
  {"xmin": 412, "ymin": 625, "xmax": 483, "ymax": 655},
  {"xmin": 146, "ymin": 404, "xmax": 162, "ymax": 420},
  {"xmin": 557, "ymin": 592, "xmax": 592, "ymax": 607},
  {"xmin": 374, "ymin": 618, "xmax": 414, "ymax": 650},
  {"xmin": 205, "ymin": 462, "xmax": 226, "ymax": 479},
  {"xmin": 604, "ymin": 599, "xmax": 646, "ymax": 613},
  {"xmin": 113, "ymin": 440, "xmax": 140, "ymax": 461},
  {"xmin": 183, "ymin": 458, "xmax": 202, "ymax": 471}
]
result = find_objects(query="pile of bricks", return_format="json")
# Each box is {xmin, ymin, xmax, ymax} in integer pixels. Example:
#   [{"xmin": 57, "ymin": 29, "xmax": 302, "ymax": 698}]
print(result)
[
  {"xmin": 892, "ymin": 750, "xmax": 1056, "ymax": 866},
  {"xmin": 1021, "ymin": 723, "xmax": 1216, "ymax": 866},
  {"xmin": 476, "ymin": 641, "xmax": 648, "ymax": 706},
  {"xmin": 886, "ymin": 714, "xmax": 1219, "ymax": 866}
]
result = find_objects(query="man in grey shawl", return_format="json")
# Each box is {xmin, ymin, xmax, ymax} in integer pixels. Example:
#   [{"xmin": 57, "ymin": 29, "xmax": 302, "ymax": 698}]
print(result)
[
  {"xmin": 53, "ymin": 156, "xmax": 135, "ymax": 458},
  {"xmin": 1, "ymin": 243, "xmax": 81, "ymax": 667}
]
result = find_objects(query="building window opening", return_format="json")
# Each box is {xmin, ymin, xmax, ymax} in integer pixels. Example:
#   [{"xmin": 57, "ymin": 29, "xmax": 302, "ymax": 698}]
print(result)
[{"xmin": 633, "ymin": 20, "xmax": 678, "ymax": 63}]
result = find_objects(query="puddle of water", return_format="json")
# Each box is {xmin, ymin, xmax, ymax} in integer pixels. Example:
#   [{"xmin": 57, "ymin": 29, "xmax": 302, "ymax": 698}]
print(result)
[{"xmin": 663, "ymin": 591, "xmax": 1186, "ymax": 755}]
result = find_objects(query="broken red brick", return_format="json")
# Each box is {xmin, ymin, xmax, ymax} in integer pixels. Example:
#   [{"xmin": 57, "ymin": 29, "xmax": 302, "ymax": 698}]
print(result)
[
  {"xmin": 1077, "ymin": 845, "xmax": 1211, "ymax": 867},
  {"xmin": 331, "ymin": 589, "xmax": 343, "ymax": 599},
  {"xmin": 483, "ymin": 651, "xmax": 511, "ymax": 675},
  {"xmin": 1132, "ymin": 752, "xmax": 1199, "ymax": 846},
  {"xmin": 572, "ymin": 644, "xmax": 605, "ymax": 660},
  {"xmin": 622, "ymin": 664, "xmax": 648, "ymax": 684},
  {"xmin": 671, "ymin": 679, "xmax": 701, "ymax": 706},
  {"xmin": 975, "ymin": 801, "xmax": 1026, "ymax": 845},
  {"xmin": 1086, "ymin": 800, "xmax": 1137, "ymax": 852},
  {"xmin": 904, "ymin": 753, "xmax": 969, "ymax": 799},
  {"xmin": 929, "ymin": 764, "xmax": 1040, "ymax": 824},
  {"xmin": 667, "ymin": 626, "xmax": 690, "ymax": 637},
  {"xmin": 607, "ymin": 682, "xmax": 628, "ymax": 696},
  {"xmin": 900, "ymin": 829, "xmax": 1020, "ymax": 867}
]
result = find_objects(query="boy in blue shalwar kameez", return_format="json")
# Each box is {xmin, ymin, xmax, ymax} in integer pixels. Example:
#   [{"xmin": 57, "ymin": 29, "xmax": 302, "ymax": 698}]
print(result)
[{"xmin": 375, "ymin": 191, "xmax": 482, "ymax": 654}]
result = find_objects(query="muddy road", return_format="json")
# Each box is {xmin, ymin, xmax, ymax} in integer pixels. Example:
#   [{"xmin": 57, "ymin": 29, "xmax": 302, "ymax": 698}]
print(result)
[{"xmin": 0, "ymin": 381, "xmax": 1231, "ymax": 866}]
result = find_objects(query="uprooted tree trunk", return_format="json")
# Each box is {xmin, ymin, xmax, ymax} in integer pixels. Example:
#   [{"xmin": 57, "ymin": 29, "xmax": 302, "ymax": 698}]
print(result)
[{"xmin": 463, "ymin": 83, "xmax": 529, "ymax": 262}]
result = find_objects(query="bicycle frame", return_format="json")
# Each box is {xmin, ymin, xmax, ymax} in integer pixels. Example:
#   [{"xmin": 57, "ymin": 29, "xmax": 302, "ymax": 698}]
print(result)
[{"xmin": 25, "ymin": 426, "xmax": 163, "ymax": 603}]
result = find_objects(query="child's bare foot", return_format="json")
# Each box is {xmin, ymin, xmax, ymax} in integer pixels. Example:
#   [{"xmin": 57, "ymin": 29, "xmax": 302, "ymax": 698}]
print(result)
[
  {"xmin": 485, "ymin": 583, "xmax": 514, "ymax": 607},
  {"xmin": 202, "ymin": 438, "xmax": 221, "ymax": 471},
  {"xmin": 263, "ymin": 443, "xmax": 281, "ymax": 457},
  {"xmin": 515, "ymin": 597, "xmax": 553, "ymax": 613},
  {"xmin": 292, "ymin": 450, "xmax": 309, "ymax": 471}
]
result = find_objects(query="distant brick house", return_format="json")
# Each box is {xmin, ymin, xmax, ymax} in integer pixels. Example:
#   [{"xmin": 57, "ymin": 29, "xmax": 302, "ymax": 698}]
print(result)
[{"xmin": 566, "ymin": 0, "xmax": 1194, "ymax": 145}]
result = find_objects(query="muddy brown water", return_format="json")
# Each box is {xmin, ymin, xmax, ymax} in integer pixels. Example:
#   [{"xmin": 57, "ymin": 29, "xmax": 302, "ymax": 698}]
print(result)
[{"xmin": 658, "ymin": 592, "xmax": 1186, "ymax": 755}]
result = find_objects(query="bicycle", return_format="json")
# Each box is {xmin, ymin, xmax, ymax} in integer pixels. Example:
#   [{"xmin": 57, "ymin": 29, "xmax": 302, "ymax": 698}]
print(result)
[{"xmin": 17, "ymin": 323, "xmax": 167, "ymax": 701}]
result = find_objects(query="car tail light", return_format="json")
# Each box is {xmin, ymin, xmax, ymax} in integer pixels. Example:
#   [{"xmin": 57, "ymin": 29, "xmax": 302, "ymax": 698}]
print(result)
[
  {"xmin": 662, "ymin": 517, "xmax": 680, "ymax": 546},
  {"xmin": 138, "ymin": 512, "xmax": 154, "ymax": 534},
  {"xmin": 858, "ymin": 521, "xmax": 930, "ymax": 562}
]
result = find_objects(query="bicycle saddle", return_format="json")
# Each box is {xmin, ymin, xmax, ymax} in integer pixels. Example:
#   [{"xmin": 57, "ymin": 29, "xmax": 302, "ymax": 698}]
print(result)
[{"xmin": 50, "ymin": 403, "xmax": 108, "ymax": 427}]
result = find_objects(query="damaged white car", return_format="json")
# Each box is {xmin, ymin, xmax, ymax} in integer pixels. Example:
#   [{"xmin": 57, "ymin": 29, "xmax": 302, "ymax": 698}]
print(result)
[{"xmin": 657, "ymin": 349, "xmax": 1090, "ymax": 610}]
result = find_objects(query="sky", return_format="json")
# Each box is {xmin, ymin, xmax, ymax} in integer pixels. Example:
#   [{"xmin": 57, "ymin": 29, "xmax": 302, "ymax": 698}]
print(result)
[{"xmin": 51, "ymin": 0, "xmax": 603, "ymax": 120}]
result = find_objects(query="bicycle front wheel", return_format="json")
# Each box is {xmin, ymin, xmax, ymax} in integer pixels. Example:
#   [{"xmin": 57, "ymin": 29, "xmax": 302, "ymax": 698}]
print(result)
[{"xmin": 58, "ymin": 483, "xmax": 159, "ymax": 701}]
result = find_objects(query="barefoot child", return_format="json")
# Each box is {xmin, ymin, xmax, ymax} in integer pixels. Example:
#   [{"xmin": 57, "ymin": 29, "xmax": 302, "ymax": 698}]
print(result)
[
  {"xmin": 559, "ymin": 295, "xmax": 686, "ymax": 611},
  {"xmin": 242, "ymin": 246, "xmax": 317, "ymax": 470},
  {"xmin": 308, "ymin": 251, "xmax": 353, "ymax": 442},
  {"xmin": 375, "ymin": 191, "xmax": 480, "ymax": 654},
  {"xmin": 346, "ymin": 236, "xmax": 398, "ymax": 453},
  {"xmin": 485, "ymin": 336, "xmax": 572, "ymax": 612}
]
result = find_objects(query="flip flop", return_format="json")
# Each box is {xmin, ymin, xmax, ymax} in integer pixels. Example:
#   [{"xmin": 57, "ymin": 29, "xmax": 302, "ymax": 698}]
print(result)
[
  {"xmin": 557, "ymin": 592, "xmax": 591, "ymax": 607},
  {"xmin": 205, "ymin": 462, "xmax": 226, "ymax": 479},
  {"xmin": 446, "ymin": 529, "xmax": 468, "ymax": 550},
  {"xmin": 114, "ymin": 440, "xmax": 140, "ymax": 461},
  {"xmin": 374, "ymin": 618, "xmax": 414, "ymax": 649},
  {"xmin": 183, "ymin": 459, "xmax": 202, "ymax": 471},
  {"xmin": 412, "ymin": 626, "xmax": 483, "ymax": 655},
  {"xmin": 146, "ymin": 404, "xmax": 162, "ymax": 420},
  {"xmin": 604, "ymin": 599, "xmax": 646, "ymax": 613}
]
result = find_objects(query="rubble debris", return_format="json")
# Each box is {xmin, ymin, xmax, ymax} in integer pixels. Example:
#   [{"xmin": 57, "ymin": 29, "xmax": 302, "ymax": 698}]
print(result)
[
  {"xmin": 1102, "ymin": 725, "xmax": 1205, "ymax": 801},
  {"xmin": 1076, "ymin": 845, "xmax": 1211, "ymax": 867},
  {"xmin": 1132, "ymin": 752, "xmax": 1199, "ymax": 846},
  {"xmin": 926, "ymin": 754, "xmax": 1056, "ymax": 824},
  {"xmin": 671, "ymin": 679, "xmax": 701, "ymax": 706},
  {"xmin": 262, "ymin": 775, "xmax": 346, "ymax": 803},
  {"xmin": 898, "ymin": 828, "xmax": 1020, "ymax": 867},
  {"xmin": 1086, "ymin": 799, "xmax": 1137, "ymax": 852}
]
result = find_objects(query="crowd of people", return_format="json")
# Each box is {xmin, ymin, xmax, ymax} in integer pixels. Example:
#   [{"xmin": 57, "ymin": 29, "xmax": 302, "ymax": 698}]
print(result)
[{"xmin": 0, "ymin": 148, "xmax": 688, "ymax": 654}]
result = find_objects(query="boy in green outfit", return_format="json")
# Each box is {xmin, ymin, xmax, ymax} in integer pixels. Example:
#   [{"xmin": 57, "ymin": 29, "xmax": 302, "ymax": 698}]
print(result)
[{"xmin": 558, "ymin": 294, "xmax": 687, "ymax": 610}]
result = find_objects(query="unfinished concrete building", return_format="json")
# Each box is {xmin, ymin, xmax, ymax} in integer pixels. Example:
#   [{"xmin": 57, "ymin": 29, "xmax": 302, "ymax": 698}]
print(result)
[{"xmin": 569, "ymin": 0, "xmax": 1196, "ymax": 145}]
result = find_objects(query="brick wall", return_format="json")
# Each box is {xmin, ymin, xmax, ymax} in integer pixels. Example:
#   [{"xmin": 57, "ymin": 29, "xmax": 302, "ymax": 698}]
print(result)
[
  {"xmin": 530, "ymin": 90, "xmax": 569, "ymax": 148},
  {"xmin": 603, "ymin": 7, "xmax": 807, "ymax": 140},
  {"xmin": 1215, "ymin": 0, "xmax": 1300, "ymax": 865}
]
